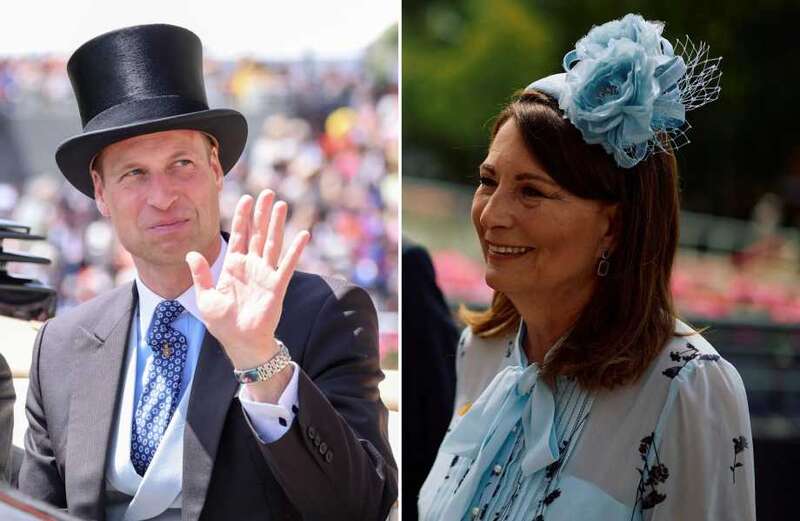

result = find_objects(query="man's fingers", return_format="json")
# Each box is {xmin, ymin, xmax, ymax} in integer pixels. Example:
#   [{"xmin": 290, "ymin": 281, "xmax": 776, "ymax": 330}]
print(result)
[
  {"xmin": 186, "ymin": 251, "xmax": 214, "ymax": 293},
  {"xmin": 275, "ymin": 230, "xmax": 310, "ymax": 293},
  {"xmin": 264, "ymin": 201, "xmax": 288, "ymax": 268},
  {"xmin": 249, "ymin": 190, "xmax": 274, "ymax": 257},
  {"xmin": 229, "ymin": 195, "xmax": 254, "ymax": 255}
]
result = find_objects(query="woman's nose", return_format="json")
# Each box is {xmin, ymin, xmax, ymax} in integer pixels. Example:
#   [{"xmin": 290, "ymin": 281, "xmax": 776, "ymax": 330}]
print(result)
[{"xmin": 480, "ymin": 190, "xmax": 513, "ymax": 229}]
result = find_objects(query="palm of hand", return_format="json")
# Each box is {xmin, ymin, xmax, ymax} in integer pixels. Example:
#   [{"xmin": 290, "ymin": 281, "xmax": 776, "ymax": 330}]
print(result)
[
  {"xmin": 197, "ymin": 251, "xmax": 283, "ymax": 350},
  {"xmin": 187, "ymin": 190, "xmax": 309, "ymax": 367}
]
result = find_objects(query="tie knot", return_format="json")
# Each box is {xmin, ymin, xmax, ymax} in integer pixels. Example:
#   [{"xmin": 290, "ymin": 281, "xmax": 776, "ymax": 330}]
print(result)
[
  {"xmin": 516, "ymin": 364, "xmax": 540, "ymax": 396},
  {"xmin": 153, "ymin": 299, "xmax": 184, "ymax": 326}
]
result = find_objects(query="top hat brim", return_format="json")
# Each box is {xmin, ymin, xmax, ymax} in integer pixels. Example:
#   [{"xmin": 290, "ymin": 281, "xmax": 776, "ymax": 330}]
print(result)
[{"xmin": 55, "ymin": 108, "xmax": 247, "ymax": 199}]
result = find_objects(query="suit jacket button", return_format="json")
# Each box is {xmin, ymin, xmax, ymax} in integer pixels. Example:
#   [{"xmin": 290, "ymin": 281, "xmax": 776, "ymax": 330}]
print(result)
[
  {"xmin": 307, "ymin": 426, "xmax": 317, "ymax": 439},
  {"xmin": 313, "ymin": 435, "xmax": 321, "ymax": 447},
  {"xmin": 319, "ymin": 442, "xmax": 328, "ymax": 455},
  {"xmin": 325, "ymin": 450, "xmax": 334, "ymax": 463}
]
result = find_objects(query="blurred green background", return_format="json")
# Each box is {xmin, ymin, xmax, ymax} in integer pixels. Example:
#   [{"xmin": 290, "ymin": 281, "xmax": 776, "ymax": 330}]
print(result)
[{"xmin": 403, "ymin": 0, "xmax": 800, "ymax": 218}]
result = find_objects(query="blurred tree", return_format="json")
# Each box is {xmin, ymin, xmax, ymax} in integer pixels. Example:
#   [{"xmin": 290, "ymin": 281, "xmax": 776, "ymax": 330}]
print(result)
[
  {"xmin": 403, "ymin": 0, "xmax": 558, "ymax": 179},
  {"xmin": 403, "ymin": 0, "xmax": 800, "ymax": 219}
]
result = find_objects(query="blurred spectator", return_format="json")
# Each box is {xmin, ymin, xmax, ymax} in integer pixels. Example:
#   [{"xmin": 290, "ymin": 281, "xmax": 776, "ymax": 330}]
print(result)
[{"xmin": 401, "ymin": 241, "xmax": 457, "ymax": 521}]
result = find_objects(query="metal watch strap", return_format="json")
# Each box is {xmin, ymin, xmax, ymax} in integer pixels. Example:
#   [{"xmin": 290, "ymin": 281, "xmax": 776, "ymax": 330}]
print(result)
[{"xmin": 233, "ymin": 341, "xmax": 292, "ymax": 384}]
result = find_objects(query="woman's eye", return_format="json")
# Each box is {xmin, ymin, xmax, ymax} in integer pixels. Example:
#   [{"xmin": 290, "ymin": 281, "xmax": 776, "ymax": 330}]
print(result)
[
  {"xmin": 521, "ymin": 186, "xmax": 543, "ymax": 198},
  {"xmin": 478, "ymin": 176, "xmax": 496, "ymax": 188}
]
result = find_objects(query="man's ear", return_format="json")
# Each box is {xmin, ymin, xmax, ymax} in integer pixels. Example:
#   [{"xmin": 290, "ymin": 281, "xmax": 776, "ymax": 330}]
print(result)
[
  {"xmin": 209, "ymin": 145, "xmax": 224, "ymax": 191},
  {"xmin": 91, "ymin": 169, "xmax": 110, "ymax": 217}
]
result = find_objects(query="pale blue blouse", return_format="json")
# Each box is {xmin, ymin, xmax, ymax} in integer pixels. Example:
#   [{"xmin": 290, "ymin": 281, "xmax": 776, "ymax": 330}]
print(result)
[{"xmin": 418, "ymin": 320, "xmax": 756, "ymax": 520}]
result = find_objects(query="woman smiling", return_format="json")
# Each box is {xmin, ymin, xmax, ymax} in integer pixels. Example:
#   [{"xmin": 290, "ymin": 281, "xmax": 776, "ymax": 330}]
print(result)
[{"xmin": 418, "ymin": 14, "xmax": 755, "ymax": 521}]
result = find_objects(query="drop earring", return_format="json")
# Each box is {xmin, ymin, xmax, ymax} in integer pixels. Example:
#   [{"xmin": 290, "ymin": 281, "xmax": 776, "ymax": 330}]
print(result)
[{"xmin": 597, "ymin": 250, "xmax": 610, "ymax": 277}]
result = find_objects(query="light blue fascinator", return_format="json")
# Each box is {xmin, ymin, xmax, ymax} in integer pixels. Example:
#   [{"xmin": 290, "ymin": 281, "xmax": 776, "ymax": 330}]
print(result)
[{"xmin": 527, "ymin": 14, "xmax": 722, "ymax": 168}]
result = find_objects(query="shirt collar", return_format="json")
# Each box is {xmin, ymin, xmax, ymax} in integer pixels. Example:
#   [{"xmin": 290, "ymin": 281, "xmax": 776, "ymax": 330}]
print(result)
[{"xmin": 135, "ymin": 238, "xmax": 227, "ymax": 338}]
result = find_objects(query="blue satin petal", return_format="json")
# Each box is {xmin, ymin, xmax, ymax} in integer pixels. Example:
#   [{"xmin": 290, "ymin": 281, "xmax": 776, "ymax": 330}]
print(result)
[
  {"xmin": 656, "ymin": 56, "xmax": 686, "ymax": 92},
  {"xmin": 563, "ymin": 50, "xmax": 580, "ymax": 71}
]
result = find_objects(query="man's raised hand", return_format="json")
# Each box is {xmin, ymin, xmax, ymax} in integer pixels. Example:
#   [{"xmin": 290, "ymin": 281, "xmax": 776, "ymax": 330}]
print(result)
[{"xmin": 186, "ymin": 189, "xmax": 310, "ymax": 372}]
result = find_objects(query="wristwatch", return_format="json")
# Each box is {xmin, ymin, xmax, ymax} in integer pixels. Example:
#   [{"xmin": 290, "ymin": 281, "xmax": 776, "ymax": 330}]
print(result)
[{"xmin": 233, "ymin": 340, "xmax": 292, "ymax": 384}]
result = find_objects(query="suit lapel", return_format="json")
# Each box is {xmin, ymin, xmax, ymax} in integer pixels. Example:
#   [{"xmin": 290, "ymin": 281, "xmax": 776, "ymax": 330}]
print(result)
[
  {"xmin": 65, "ymin": 283, "xmax": 137, "ymax": 521},
  {"xmin": 182, "ymin": 331, "xmax": 238, "ymax": 521}
]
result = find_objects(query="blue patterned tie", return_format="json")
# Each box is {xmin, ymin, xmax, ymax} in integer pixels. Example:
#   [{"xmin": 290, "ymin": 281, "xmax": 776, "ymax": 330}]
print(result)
[{"xmin": 131, "ymin": 300, "xmax": 189, "ymax": 476}]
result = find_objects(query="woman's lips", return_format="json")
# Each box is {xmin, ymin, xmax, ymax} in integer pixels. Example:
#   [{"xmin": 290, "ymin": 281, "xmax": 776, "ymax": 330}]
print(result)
[{"xmin": 486, "ymin": 241, "xmax": 535, "ymax": 258}]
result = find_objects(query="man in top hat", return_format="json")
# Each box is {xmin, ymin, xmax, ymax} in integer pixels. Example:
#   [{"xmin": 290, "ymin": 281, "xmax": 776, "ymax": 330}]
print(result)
[{"xmin": 18, "ymin": 24, "xmax": 396, "ymax": 520}]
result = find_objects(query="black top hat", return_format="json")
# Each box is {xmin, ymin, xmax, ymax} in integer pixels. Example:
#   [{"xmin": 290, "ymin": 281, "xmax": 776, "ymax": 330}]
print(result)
[{"xmin": 56, "ymin": 24, "xmax": 247, "ymax": 198}]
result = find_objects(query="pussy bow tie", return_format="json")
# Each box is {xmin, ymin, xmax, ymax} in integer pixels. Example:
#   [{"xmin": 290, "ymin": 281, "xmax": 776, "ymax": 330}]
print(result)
[{"xmin": 438, "ymin": 364, "xmax": 563, "ymax": 519}]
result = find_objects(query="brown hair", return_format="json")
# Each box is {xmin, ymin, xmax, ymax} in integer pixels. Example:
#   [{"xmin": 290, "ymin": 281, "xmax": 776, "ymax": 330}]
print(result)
[{"xmin": 460, "ymin": 90, "xmax": 681, "ymax": 391}]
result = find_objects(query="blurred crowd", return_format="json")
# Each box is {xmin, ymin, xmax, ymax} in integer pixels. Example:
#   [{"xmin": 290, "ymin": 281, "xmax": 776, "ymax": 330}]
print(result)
[
  {"xmin": 0, "ymin": 54, "xmax": 398, "ymax": 360},
  {"xmin": 0, "ymin": 57, "xmax": 72, "ymax": 109}
]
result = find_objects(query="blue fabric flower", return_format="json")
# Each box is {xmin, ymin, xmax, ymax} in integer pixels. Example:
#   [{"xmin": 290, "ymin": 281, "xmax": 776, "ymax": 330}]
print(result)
[
  {"xmin": 555, "ymin": 14, "xmax": 688, "ymax": 168},
  {"xmin": 569, "ymin": 14, "xmax": 667, "ymax": 65}
]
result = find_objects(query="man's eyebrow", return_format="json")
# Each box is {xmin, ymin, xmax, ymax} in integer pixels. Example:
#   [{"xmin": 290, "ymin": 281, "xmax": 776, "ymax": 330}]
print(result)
[
  {"xmin": 479, "ymin": 163, "xmax": 556, "ymax": 186},
  {"xmin": 110, "ymin": 161, "xmax": 145, "ymax": 175},
  {"xmin": 166, "ymin": 149, "xmax": 197, "ymax": 161},
  {"xmin": 109, "ymin": 149, "xmax": 199, "ymax": 173}
]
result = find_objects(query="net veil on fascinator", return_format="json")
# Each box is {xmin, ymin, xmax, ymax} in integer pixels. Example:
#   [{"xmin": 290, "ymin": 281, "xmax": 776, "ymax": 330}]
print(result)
[{"xmin": 527, "ymin": 14, "xmax": 722, "ymax": 168}]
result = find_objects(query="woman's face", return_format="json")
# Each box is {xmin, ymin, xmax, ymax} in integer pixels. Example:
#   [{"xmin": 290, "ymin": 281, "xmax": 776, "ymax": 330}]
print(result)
[{"xmin": 471, "ymin": 119, "xmax": 616, "ymax": 305}]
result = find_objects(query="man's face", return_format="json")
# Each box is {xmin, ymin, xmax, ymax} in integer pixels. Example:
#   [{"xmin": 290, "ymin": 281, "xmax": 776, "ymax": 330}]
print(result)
[{"xmin": 91, "ymin": 129, "xmax": 223, "ymax": 271}]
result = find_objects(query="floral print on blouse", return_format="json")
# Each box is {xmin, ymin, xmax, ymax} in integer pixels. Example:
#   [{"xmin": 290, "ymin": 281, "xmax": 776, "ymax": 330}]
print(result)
[{"xmin": 418, "ymin": 320, "xmax": 755, "ymax": 521}]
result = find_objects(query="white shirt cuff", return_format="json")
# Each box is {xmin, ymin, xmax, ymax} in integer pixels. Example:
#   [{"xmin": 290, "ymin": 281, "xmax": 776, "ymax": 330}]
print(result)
[{"xmin": 238, "ymin": 361, "xmax": 300, "ymax": 443}]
